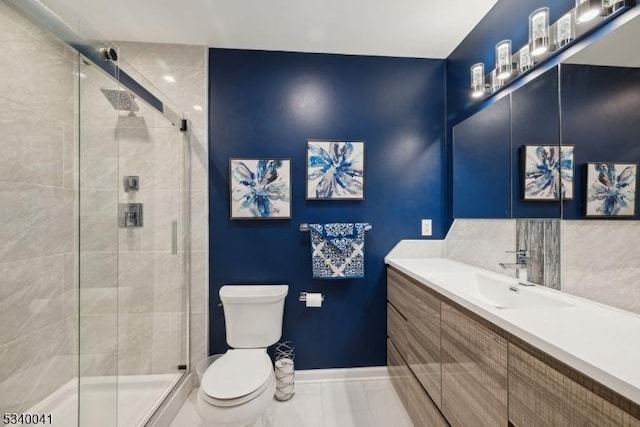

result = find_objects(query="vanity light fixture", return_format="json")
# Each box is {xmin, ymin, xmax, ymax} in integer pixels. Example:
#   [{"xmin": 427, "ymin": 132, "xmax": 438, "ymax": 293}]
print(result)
[
  {"xmin": 495, "ymin": 40, "xmax": 513, "ymax": 80},
  {"xmin": 468, "ymin": 0, "xmax": 631, "ymax": 99},
  {"xmin": 529, "ymin": 7, "xmax": 550, "ymax": 57},
  {"xmin": 556, "ymin": 12, "xmax": 576, "ymax": 47},
  {"xmin": 576, "ymin": 0, "xmax": 602, "ymax": 23},
  {"xmin": 470, "ymin": 63, "xmax": 486, "ymax": 98}
]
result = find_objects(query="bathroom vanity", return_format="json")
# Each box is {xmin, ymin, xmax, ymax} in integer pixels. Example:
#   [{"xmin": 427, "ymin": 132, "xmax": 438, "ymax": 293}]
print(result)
[{"xmin": 385, "ymin": 257, "xmax": 640, "ymax": 427}]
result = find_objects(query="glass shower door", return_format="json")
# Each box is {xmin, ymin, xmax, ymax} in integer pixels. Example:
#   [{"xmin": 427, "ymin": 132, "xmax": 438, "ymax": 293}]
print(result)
[
  {"xmin": 78, "ymin": 55, "xmax": 189, "ymax": 427},
  {"xmin": 115, "ymin": 72, "xmax": 189, "ymax": 427}
]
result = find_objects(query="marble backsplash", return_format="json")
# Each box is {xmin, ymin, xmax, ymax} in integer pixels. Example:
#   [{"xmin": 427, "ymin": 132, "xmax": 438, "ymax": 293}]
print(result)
[
  {"xmin": 562, "ymin": 220, "xmax": 640, "ymax": 315},
  {"xmin": 444, "ymin": 219, "xmax": 561, "ymax": 289},
  {"xmin": 444, "ymin": 218, "xmax": 640, "ymax": 312},
  {"xmin": 445, "ymin": 219, "xmax": 517, "ymax": 276}
]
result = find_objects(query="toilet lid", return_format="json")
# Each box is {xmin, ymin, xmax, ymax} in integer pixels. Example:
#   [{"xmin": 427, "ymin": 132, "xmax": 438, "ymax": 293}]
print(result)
[{"xmin": 201, "ymin": 350, "xmax": 272, "ymax": 400}]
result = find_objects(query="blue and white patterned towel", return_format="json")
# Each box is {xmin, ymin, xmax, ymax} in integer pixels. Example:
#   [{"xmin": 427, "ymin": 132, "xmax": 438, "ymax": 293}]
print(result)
[{"xmin": 308, "ymin": 223, "xmax": 368, "ymax": 279}]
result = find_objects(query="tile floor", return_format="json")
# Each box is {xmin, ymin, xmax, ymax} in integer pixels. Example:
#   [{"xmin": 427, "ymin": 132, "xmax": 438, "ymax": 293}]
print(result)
[{"xmin": 169, "ymin": 378, "xmax": 414, "ymax": 427}]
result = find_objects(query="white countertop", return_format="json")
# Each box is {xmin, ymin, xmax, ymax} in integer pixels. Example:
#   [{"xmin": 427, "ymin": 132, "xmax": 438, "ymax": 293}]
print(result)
[{"xmin": 385, "ymin": 255, "xmax": 640, "ymax": 405}]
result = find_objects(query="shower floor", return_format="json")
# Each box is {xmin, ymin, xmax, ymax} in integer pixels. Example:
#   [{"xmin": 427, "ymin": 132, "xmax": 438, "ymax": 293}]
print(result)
[{"xmin": 29, "ymin": 373, "xmax": 182, "ymax": 427}]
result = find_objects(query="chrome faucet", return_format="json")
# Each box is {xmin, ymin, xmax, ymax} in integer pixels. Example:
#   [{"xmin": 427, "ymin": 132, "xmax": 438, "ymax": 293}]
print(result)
[{"xmin": 499, "ymin": 250, "xmax": 532, "ymax": 286}]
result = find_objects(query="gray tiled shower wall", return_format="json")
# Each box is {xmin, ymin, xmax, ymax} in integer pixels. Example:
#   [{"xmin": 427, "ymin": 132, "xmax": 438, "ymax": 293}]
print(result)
[
  {"xmin": 0, "ymin": 2, "xmax": 210, "ymax": 413},
  {"xmin": 0, "ymin": 2, "xmax": 77, "ymax": 412}
]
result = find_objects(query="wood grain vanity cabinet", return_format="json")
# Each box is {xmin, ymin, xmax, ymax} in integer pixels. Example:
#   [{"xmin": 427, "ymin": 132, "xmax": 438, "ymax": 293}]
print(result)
[
  {"xmin": 441, "ymin": 302, "xmax": 508, "ymax": 427},
  {"xmin": 508, "ymin": 343, "xmax": 640, "ymax": 427},
  {"xmin": 387, "ymin": 268, "xmax": 447, "ymax": 427},
  {"xmin": 386, "ymin": 266, "xmax": 640, "ymax": 427},
  {"xmin": 404, "ymin": 273, "xmax": 443, "ymax": 410}
]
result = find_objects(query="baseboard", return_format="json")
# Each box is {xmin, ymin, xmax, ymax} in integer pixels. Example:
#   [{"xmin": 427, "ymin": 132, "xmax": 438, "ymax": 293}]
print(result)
[
  {"xmin": 146, "ymin": 373, "xmax": 193, "ymax": 427},
  {"xmin": 294, "ymin": 366, "xmax": 389, "ymax": 383}
]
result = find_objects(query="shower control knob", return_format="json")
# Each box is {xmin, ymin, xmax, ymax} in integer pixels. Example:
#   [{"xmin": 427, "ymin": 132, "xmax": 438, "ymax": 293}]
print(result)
[{"xmin": 99, "ymin": 47, "xmax": 118, "ymax": 62}]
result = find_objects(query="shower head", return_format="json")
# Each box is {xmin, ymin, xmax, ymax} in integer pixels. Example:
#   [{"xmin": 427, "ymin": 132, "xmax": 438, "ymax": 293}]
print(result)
[{"xmin": 100, "ymin": 88, "xmax": 140, "ymax": 112}]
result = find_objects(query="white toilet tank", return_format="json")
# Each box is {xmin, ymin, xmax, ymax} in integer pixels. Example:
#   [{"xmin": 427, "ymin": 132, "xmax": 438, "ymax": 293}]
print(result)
[{"xmin": 220, "ymin": 285, "xmax": 288, "ymax": 348}]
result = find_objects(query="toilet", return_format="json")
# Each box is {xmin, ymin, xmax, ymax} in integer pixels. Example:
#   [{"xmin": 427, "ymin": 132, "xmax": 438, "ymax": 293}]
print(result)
[{"xmin": 197, "ymin": 284, "xmax": 289, "ymax": 426}]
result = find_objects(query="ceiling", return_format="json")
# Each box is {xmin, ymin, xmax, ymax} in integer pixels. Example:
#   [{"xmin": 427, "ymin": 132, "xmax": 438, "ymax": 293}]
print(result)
[{"xmin": 42, "ymin": 0, "xmax": 498, "ymax": 59}]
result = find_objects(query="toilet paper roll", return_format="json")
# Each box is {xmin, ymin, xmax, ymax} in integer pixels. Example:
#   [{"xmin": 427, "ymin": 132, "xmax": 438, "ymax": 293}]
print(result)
[
  {"xmin": 275, "ymin": 358, "xmax": 294, "ymax": 376},
  {"xmin": 275, "ymin": 385, "xmax": 294, "ymax": 400},
  {"xmin": 305, "ymin": 293, "xmax": 323, "ymax": 308},
  {"xmin": 275, "ymin": 358, "xmax": 293, "ymax": 369},
  {"xmin": 276, "ymin": 383, "xmax": 295, "ymax": 395}
]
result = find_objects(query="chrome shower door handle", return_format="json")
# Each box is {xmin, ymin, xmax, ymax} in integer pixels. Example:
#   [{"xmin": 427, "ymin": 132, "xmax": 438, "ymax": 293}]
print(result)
[{"xmin": 171, "ymin": 220, "xmax": 178, "ymax": 255}]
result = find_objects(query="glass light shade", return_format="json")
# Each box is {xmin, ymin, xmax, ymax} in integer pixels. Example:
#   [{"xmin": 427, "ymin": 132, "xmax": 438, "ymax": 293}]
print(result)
[
  {"xmin": 576, "ymin": 0, "xmax": 602, "ymax": 23},
  {"xmin": 556, "ymin": 12, "xmax": 575, "ymax": 47},
  {"xmin": 490, "ymin": 70, "xmax": 503, "ymax": 93},
  {"xmin": 470, "ymin": 63, "xmax": 485, "ymax": 98},
  {"xmin": 604, "ymin": 0, "xmax": 625, "ymax": 13},
  {"xmin": 529, "ymin": 8, "xmax": 550, "ymax": 57},
  {"xmin": 519, "ymin": 46, "xmax": 532, "ymax": 73},
  {"xmin": 495, "ymin": 40, "xmax": 513, "ymax": 80}
]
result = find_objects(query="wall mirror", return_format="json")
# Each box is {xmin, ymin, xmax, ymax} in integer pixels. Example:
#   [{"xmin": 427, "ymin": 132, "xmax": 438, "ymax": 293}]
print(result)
[
  {"xmin": 558, "ymin": 9, "xmax": 640, "ymax": 314},
  {"xmin": 452, "ymin": 67, "xmax": 563, "ymax": 220},
  {"xmin": 452, "ymin": 8, "xmax": 640, "ymax": 314}
]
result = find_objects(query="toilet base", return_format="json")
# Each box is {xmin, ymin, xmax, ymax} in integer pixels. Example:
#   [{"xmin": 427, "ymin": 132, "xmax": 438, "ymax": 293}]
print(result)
[{"xmin": 196, "ymin": 373, "xmax": 276, "ymax": 426}]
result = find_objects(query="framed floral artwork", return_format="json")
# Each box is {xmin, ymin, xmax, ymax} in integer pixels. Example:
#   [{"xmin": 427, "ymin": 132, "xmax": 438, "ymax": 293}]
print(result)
[
  {"xmin": 521, "ymin": 144, "xmax": 574, "ymax": 200},
  {"xmin": 585, "ymin": 162, "xmax": 636, "ymax": 217},
  {"xmin": 307, "ymin": 140, "xmax": 365, "ymax": 200},
  {"xmin": 229, "ymin": 158, "xmax": 291, "ymax": 219}
]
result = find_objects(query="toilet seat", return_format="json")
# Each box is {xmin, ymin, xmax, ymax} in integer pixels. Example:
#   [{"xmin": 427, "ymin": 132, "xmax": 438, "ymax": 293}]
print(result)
[{"xmin": 201, "ymin": 349, "xmax": 273, "ymax": 407}]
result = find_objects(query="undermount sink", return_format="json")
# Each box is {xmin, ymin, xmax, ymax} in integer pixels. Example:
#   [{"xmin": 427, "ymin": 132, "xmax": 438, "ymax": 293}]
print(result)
[{"xmin": 434, "ymin": 272, "xmax": 573, "ymax": 310}]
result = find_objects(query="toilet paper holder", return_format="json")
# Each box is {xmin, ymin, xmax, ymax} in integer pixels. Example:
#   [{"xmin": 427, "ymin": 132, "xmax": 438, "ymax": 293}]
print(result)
[{"xmin": 299, "ymin": 292, "xmax": 324, "ymax": 303}]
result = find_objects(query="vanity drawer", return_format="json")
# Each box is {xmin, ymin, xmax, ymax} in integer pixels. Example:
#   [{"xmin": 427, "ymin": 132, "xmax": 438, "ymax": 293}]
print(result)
[
  {"xmin": 388, "ymin": 267, "xmax": 443, "ymax": 408},
  {"xmin": 441, "ymin": 302, "xmax": 508, "ymax": 427},
  {"xmin": 387, "ymin": 338, "xmax": 409, "ymax": 404},
  {"xmin": 509, "ymin": 343, "xmax": 640, "ymax": 427},
  {"xmin": 387, "ymin": 268, "xmax": 411, "ymax": 315},
  {"xmin": 407, "ymin": 317, "xmax": 442, "ymax": 409},
  {"xmin": 387, "ymin": 302, "xmax": 408, "ymax": 358},
  {"xmin": 405, "ymin": 359, "xmax": 448, "ymax": 427}
]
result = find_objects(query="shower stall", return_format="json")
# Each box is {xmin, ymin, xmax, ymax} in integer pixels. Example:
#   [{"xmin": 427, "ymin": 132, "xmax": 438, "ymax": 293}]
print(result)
[{"xmin": 0, "ymin": 1, "xmax": 194, "ymax": 425}]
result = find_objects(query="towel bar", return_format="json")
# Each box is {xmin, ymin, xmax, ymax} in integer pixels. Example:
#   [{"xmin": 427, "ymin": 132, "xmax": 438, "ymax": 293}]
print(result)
[{"xmin": 299, "ymin": 223, "xmax": 372, "ymax": 232}]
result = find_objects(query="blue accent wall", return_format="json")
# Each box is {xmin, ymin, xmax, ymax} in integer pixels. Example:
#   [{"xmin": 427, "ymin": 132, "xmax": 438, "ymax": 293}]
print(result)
[
  {"xmin": 208, "ymin": 49, "xmax": 446, "ymax": 369},
  {"xmin": 560, "ymin": 64, "xmax": 640, "ymax": 219}
]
